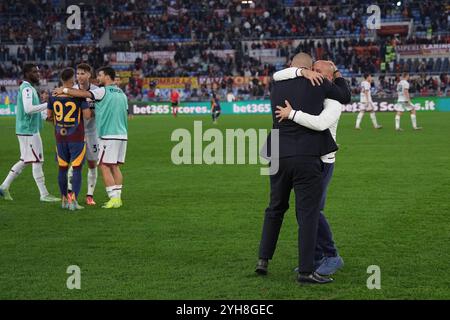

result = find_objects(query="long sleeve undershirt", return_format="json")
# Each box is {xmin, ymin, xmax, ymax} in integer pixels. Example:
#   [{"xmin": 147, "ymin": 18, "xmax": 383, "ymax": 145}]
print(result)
[{"xmin": 22, "ymin": 86, "xmax": 47, "ymax": 114}]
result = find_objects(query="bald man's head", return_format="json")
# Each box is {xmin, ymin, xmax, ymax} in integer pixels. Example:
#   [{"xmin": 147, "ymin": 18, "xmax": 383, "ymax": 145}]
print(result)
[
  {"xmin": 291, "ymin": 53, "xmax": 313, "ymax": 69},
  {"xmin": 313, "ymin": 60, "xmax": 334, "ymax": 81}
]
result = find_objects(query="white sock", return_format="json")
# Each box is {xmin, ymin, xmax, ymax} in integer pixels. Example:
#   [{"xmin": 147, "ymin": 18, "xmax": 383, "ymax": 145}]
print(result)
[
  {"xmin": 1, "ymin": 160, "xmax": 26, "ymax": 189},
  {"xmin": 87, "ymin": 167, "xmax": 97, "ymax": 196},
  {"xmin": 370, "ymin": 112, "xmax": 379, "ymax": 127},
  {"xmin": 32, "ymin": 163, "xmax": 49, "ymax": 197},
  {"xmin": 411, "ymin": 114, "xmax": 417, "ymax": 129},
  {"xmin": 106, "ymin": 186, "xmax": 116, "ymax": 199},
  {"xmin": 356, "ymin": 111, "xmax": 364, "ymax": 128},
  {"xmin": 67, "ymin": 166, "xmax": 73, "ymax": 191},
  {"xmin": 395, "ymin": 115, "xmax": 401, "ymax": 130},
  {"xmin": 114, "ymin": 184, "xmax": 122, "ymax": 199}
]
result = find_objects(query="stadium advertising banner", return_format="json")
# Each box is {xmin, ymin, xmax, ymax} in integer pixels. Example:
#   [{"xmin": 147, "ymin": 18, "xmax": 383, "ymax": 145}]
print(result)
[
  {"xmin": 223, "ymin": 100, "xmax": 272, "ymax": 115},
  {"xmin": 129, "ymin": 97, "xmax": 449, "ymax": 116},
  {"xmin": 145, "ymin": 51, "xmax": 176, "ymax": 62},
  {"xmin": 2, "ymin": 98, "xmax": 447, "ymax": 117},
  {"xmin": 248, "ymin": 49, "xmax": 278, "ymax": 58},
  {"xmin": 198, "ymin": 76, "xmax": 271, "ymax": 86},
  {"xmin": 0, "ymin": 104, "xmax": 15, "ymax": 116},
  {"xmin": 111, "ymin": 27, "xmax": 136, "ymax": 42},
  {"xmin": 0, "ymin": 79, "xmax": 20, "ymax": 86},
  {"xmin": 205, "ymin": 50, "xmax": 235, "ymax": 59},
  {"xmin": 130, "ymin": 100, "xmax": 271, "ymax": 115},
  {"xmin": 377, "ymin": 22, "xmax": 410, "ymax": 36},
  {"xmin": 436, "ymin": 98, "xmax": 450, "ymax": 112},
  {"xmin": 343, "ymin": 99, "xmax": 392, "ymax": 112},
  {"xmin": 130, "ymin": 100, "xmax": 270, "ymax": 115},
  {"xmin": 144, "ymin": 77, "xmax": 199, "ymax": 89},
  {"xmin": 116, "ymin": 52, "xmax": 143, "ymax": 63},
  {"xmin": 106, "ymin": 51, "xmax": 176, "ymax": 64},
  {"xmin": 412, "ymin": 96, "xmax": 450, "ymax": 112},
  {"xmin": 344, "ymin": 97, "xmax": 445, "ymax": 112},
  {"xmin": 111, "ymin": 75, "xmax": 271, "ymax": 89},
  {"xmin": 105, "ymin": 52, "xmax": 147, "ymax": 63},
  {"xmin": 131, "ymin": 101, "xmax": 210, "ymax": 115},
  {"xmin": 396, "ymin": 44, "xmax": 450, "ymax": 56}
]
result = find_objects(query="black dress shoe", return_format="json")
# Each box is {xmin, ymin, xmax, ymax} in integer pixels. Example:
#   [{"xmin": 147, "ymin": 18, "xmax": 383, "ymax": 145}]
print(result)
[
  {"xmin": 297, "ymin": 272, "xmax": 333, "ymax": 284},
  {"xmin": 255, "ymin": 259, "xmax": 269, "ymax": 275}
]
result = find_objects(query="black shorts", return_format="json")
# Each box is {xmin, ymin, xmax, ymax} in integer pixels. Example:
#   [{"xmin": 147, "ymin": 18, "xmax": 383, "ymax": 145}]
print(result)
[{"xmin": 171, "ymin": 102, "xmax": 178, "ymax": 107}]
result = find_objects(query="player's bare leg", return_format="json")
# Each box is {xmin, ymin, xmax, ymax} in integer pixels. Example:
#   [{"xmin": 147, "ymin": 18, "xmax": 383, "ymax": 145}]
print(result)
[
  {"xmin": 111, "ymin": 165, "xmax": 123, "ymax": 203},
  {"xmin": 99, "ymin": 164, "xmax": 115, "ymax": 189}
]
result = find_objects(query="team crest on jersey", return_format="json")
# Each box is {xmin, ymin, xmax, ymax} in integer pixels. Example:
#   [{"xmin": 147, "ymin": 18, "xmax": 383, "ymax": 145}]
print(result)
[{"xmin": 60, "ymin": 128, "xmax": 68, "ymax": 136}]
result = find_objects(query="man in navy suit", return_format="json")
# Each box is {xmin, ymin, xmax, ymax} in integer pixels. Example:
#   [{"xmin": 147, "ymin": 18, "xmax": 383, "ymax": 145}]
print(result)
[{"xmin": 255, "ymin": 53, "xmax": 351, "ymax": 284}]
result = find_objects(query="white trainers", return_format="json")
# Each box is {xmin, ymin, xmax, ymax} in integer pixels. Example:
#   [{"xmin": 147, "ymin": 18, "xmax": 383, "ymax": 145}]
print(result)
[
  {"xmin": 0, "ymin": 187, "xmax": 13, "ymax": 200},
  {"xmin": 40, "ymin": 194, "xmax": 61, "ymax": 202},
  {"xmin": 68, "ymin": 200, "xmax": 84, "ymax": 211}
]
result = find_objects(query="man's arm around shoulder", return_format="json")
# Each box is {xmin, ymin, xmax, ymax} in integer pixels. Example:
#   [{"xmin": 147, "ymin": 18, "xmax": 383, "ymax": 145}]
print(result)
[{"xmin": 322, "ymin": 77, "xmax": 351, "ymax": 104}]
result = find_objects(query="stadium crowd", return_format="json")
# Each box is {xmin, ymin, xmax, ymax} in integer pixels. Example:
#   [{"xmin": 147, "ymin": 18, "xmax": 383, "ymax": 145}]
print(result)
[
  {"xmin": 3, "ymin": 0, "xmax": 448, "ymax": 42},
  {"xmin": 0, "ymin": 0, "xmax": 449, "ymax": 101}
]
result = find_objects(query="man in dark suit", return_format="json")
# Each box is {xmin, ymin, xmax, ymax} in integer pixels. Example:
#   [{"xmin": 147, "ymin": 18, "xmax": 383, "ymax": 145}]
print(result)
[{"xmin": 255, "ymin": 53, "xmax": 351, "ymax": 284}]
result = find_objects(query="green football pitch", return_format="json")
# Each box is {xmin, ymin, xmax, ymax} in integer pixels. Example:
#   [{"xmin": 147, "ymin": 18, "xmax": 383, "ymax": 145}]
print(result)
[{"xmin": 0, "ymin": 112, "xmax": 449, "ymax": 299}]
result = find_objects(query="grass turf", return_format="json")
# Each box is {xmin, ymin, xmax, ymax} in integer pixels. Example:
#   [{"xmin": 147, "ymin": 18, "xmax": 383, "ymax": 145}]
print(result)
[{"xmin": 0, "ymin": 112, "xmax": 449, "ymax": 299}]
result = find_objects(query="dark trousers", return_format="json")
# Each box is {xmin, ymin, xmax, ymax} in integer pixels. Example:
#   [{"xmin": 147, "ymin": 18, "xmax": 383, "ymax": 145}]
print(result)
[
  {"xmin": 212, "ymin": 110, "xmax": 221, "ymax": 121},
  {"xmin": 315, "ymin": 162, "xmax": 338, "ymax": 259},
  {"xmin": 258, "ymin": 155, "xmax": 324, "ymax": 273}
]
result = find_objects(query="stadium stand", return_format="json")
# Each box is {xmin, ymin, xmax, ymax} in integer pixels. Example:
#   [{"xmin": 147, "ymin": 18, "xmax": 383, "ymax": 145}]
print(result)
[{"xmin": 0, "ymin": 0, "xmax": 449, "ymax": 101}]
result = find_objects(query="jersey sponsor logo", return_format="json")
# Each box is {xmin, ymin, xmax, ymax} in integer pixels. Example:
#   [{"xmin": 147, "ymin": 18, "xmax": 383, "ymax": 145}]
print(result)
[{"xmin": 108, "ymin": 87, "xmax": 123, "ymax": 94}]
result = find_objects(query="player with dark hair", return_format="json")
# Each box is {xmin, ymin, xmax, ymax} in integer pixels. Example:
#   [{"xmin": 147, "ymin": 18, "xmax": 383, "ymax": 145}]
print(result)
[
  {"xmin": 48, "ymin": 68, "xmax": 92, "ymax": 210},
  {"xmin": 0, "ymin": 63, "xmax": 59, "ymax": 202},
  {"xmin": 53, "ymin": 66, "xmax": 128, "ymax": 209},
  {"xmin": 66, "ymin": 63, "xmax": 100, "ymax": 205}
]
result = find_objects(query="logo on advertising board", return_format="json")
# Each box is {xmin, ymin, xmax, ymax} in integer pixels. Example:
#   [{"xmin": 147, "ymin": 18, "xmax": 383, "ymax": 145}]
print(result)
[{"xmin": 0, "ymin": 104, "xmax": 15, "ymax": 116}]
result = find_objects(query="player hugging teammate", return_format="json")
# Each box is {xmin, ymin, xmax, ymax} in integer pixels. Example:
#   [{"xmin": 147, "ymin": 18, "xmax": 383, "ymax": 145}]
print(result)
[
  {"xmin": 65, "ymin": 63, "xmax": 100, "ymax": 206},
  {"xmin": 53, "ymin": 67, "xmax": 129, "ymax": 209},
  {"xmin": 47, "ymin": 68, "xmax": 92, "ymax": 210}
]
